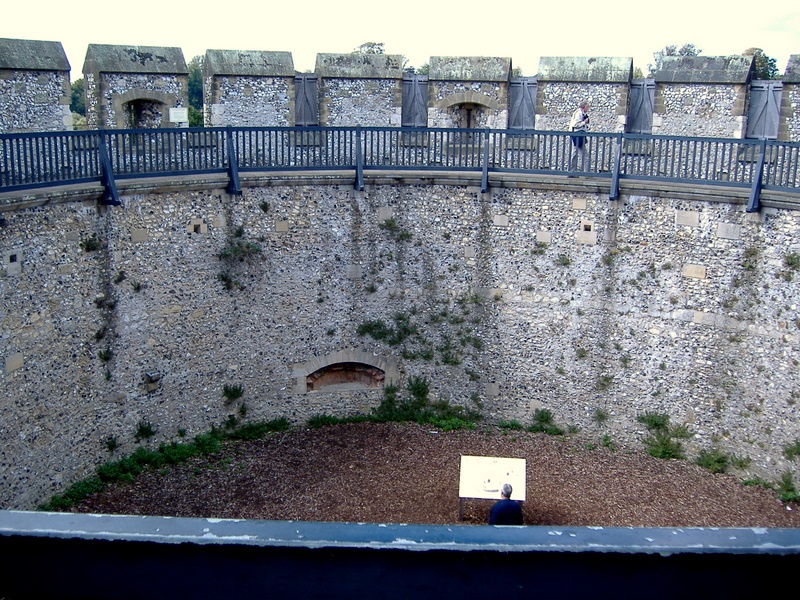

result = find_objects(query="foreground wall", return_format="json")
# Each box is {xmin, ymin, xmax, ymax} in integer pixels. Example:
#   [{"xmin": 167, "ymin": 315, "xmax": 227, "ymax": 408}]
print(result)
[{"xmin": 1, "ymin": 180, "xmax": 799, "ymax": 509}]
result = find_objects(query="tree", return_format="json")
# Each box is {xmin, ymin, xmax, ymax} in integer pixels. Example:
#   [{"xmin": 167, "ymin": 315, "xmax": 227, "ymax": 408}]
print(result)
[
  {"xmin": 187, "ymin": 56, "xmax": 204, "ymax": 127},
  {"xmin": 649, "ymin": 43, "xmax": 702, "ymax": 75},
  {"xmin": 353, "ymin": 42, "xmax": 384, "ymax": 55},
  {"xmin": 70, "ymin": 78, "xmax": 85, "ymax": 116},
  {"xmin": 743, "ymin": 47, "xmax": 779, "ymax": 80}
]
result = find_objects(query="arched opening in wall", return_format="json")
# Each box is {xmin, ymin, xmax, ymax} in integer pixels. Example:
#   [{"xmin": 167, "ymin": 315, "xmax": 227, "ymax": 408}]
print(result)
[
  {"xmin": 450, "ymin": 102, "xmax": 486, "ymax": 129},
  {"xmin": 306, "ymin": 362, "xmax": 385, "ymax": 392},
  {"xmin": 124, "ymin": 99, "xmax": 165, "ymax": 128}
]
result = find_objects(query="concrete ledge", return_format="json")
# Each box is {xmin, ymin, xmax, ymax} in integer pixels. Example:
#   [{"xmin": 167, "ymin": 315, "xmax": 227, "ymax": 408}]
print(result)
[
  {"xmin": 1, "ymin": 511, "xmax": 798, "ymax": 599},
  {"xmin": 0, "ymin": 171, "xmax": 797, "ymax": 212}
]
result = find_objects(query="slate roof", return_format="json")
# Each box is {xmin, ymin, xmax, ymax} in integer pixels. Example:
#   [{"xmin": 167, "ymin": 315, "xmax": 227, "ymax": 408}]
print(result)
[
  {"xmin": 83, "ymin": 44, "xmax": 187, "ymax": 75},
  {"xmin": 537, "ymin": 56, "xmax": 632, "ymax": 83},
  {"xmin": 428, "ymin": 56, "xmax": 511, "ymax": 82},
  {"xmin": 0, "ymin": 38, "xmax": 70, "ymax": 71},
  {"xmin": 204, "ymin": 50, "xmax": 294, "ymax": 77},
  {"xmin": 654, "ymin": 55, "xmax": 754, "ymax": 84}
]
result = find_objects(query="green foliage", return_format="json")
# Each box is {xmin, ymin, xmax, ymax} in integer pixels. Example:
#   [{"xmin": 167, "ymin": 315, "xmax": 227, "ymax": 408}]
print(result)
[
  {"xmin": 637, "ymin": 411, "xmax": 671, "ymax": 431},
  {"xmin": 527, "ymin": 408, "xmax": 565, "ymax": 435},
  {"xmin": 785, "ymin": 253, "xmax": 800, "ymax": 271},
  {"xmin": 218, "ymin": 238, "xmax": 262, "ymax": 260},
  {"xmin": 79, "ymin": 235, "xmax": 103, "ymax": 252},
  {"xmin": 784, "ymin": 438, "xmax": 800, "ymax": 461},
  {"xmin": 193, "ymin": 432, "xmax": 222, "ymax": 455},
  {"xmin": 777, "ymin": 472, "xmax": 800, "ymax": 503},
  {"xmin": 39, "ymin": 414, "xmax": 300, "ymax": 510},
  {"xmin": 357, "ymin": 313, "xmax": 418, "ymax": 346},
  {"xmin": 307, "ymin": 414, "xmax": 346, "ymax": 428},
  {"xmin": 650, "ymin": 43, "xmax": 701, "ymax": 74},
  {"xmin": 188, "ymin": 55, "xmax": 203, "ymax": 111},
  {"xmin": 353, "ymin": 42, "xmax": 385, "ymax": 54},
  {"xmin": 70, "ymin": 78, "xmax": 85, "ymax": 116},
  {"xmin": 637, "ymin": 412, "xmax": 687, "ymax": 459},
  {"xmin": 743, "ymin": 48, "xmax": 779, "ymax": 80},
  {"xmin": 188, "ymin": 106, "xmax": 203, "ymax": 128},
  {"xmin": 134, "ymin": 420, "xmax": 157, "ymax": 442},
  {"xmin": 498, "ymin": 420, "xmax": 525, "ymax": 431},
  {"xmin": 643, "ymin": 430, "xmax": 685, "ymax": 459},
  {"xmin": 227, "ymin": 418, "xmax": 292, "ymax": 439},
  {"xmin": 695, "ymin": 448, "xmax": 730, "ymax": 473},
  {"xmin": 378, "ymin": 217, "xmax": 412, "ymax": 242},
  {"xmin": 223, "ymin": 384, "xmax": 244, "ymax": 403},
  {"xmin": 38, "ymin": 477, "xmax": 104, "ymax": 511},
  {"xmin": 593, "ymin": 408, "xmax": 609, "ymax": 425},
  {"xmin": 371, "ymin": 377, "xmax": 480, "ymax": 430},
  {"xmin": 105, "ymin": 435, "xmax": 119, "ymax": 453}
]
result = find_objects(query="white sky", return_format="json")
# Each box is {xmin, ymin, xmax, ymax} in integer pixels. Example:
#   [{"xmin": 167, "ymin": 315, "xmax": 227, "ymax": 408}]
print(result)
[{"xmin": 2, "ymin": 0, "xmax": 798, "ymax": 80}]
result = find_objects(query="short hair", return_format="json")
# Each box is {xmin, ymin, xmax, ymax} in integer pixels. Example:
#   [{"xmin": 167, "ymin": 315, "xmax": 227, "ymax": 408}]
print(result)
[
  {"xmin": 501, "ymin": 483, "xmax": 513, "ymax": 498},
  {"xmin": 579, "ymin": 101, "xmax": 590, "ymax": 109}
]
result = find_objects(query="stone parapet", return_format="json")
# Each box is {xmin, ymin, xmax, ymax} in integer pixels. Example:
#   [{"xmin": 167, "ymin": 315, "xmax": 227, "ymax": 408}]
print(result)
[
  {"xmin": 83, "ymin": 44, "xmax": 189, "ymax": 128},
  {"xmin": 0, "ymin": 38, "xmax": 72, "ymax": 133}
]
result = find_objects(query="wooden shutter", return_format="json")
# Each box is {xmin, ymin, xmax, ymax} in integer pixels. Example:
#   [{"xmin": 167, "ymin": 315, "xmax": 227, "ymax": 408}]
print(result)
[
  {"xmin": 402, "ymin": 75, "xmax": 428, "ymax": 127},
  {"xmin": 508, "ymin": 78, "xmax": 537, "ymax": 130},
  {"xmin": 746, "ymin": 80, "xmax": 782, "ymax": 140},
  {"xmin": 295, "ymin": 75, "xmax": 319, "ymax": 126},
  {"xmin": 626, "ymin": 79, "xmax": 655, "ymax": 134}
]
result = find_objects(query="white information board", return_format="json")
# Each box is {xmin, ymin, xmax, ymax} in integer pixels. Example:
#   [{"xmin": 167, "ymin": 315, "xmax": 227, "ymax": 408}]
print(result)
[
  {"xmin": 169, "ymin": 107, "xmax": 189, "ymax": 123},
  {"xmin": 458, "ymin": 455, "xmax": 526, "ymax": 501}
]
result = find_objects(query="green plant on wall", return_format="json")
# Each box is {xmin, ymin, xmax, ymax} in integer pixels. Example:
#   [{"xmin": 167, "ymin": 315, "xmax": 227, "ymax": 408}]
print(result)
[{"xmin": 223, "ymin": 384, "xmax": 244, "ymax": 403}]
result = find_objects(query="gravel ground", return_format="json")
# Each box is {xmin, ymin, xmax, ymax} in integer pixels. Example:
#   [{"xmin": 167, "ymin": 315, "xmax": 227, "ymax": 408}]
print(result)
[{"xmin": 73, "ymin": 422, "xmax": 800, "ymax": 528}]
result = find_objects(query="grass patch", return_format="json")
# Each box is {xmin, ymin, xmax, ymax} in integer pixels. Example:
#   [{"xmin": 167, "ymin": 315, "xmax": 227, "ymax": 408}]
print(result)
[
  {"xmin": 527, "ymin": 409, "xmax": 565, "ymax": 435},
  {"xmin": 695, "ymin": 448, "xmax": 729, "ymax": 473}
]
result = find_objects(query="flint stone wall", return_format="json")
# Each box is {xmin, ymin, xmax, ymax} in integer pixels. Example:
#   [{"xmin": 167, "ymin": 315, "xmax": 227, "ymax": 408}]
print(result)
[
  {"xmin": 204, "ymin": 50, "xmax": 294, "ymax": 127},
  {"xmin": 0, "ymin": 38, "xmax": 72, "ymax": 133},
  {"xmin": 534, "ymin": 57, "xmax": 631, "ymax": 133},
  {"xmin": 427, "ymin": 56, "xmax": 511, "ymax": 129},
  {"xmin": 316, "ymin": 53, "xmax": 404, "ymax": 127},
  {"xmin": 1, "ymin": 180, "xmax": 799, "ymax": 510},
  {"xmin": 652, "ymin": 55, "xmax": 752, "ymax": 138},
  {"xmin": 83, "ymin": 44, "xmax": 189, "ymax": 129},
  {"xmin": 783, "ymin": 55, "xmax": 800, "ymax": 142}
]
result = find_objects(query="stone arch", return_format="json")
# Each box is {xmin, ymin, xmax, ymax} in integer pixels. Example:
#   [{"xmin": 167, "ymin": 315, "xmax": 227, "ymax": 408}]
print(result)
[
  {"xmin": 434, "ymin": 92, "xmax": 498, "ymax": 129},
  {"xmin": 292, "ymin": 349, "xmax": 400, "ymax": 393},
  {"xmin": 112, "ymin": 89, "xmax": 178, "ymax": 129},
  {"xmin": 435, "ymin": 91, "xmax": 499, "ymax": 111}
]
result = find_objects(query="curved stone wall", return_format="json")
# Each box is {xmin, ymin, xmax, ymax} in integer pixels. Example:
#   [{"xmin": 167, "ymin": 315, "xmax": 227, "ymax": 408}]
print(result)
[{"xmin": 1, "ymin": 179, "xmax": 799, "ymax": 509}]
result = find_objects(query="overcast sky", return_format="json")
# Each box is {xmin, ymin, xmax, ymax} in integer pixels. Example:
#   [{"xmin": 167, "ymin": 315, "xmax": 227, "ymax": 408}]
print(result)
[{"xmin": 2, "ymin": 0, "xmax": 798, "ymax": 80}]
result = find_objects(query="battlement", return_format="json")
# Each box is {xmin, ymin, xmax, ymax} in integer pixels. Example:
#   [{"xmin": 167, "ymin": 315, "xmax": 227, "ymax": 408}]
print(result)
[{"xmin": 1, "ymin": 37, "xmax": 799, "ymax": 141}]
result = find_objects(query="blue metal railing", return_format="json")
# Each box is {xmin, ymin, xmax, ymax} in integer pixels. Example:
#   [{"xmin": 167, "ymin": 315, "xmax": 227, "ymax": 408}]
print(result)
[{"xmin": 2, "ymin": 127, "xmax": 799, "ymax": 210}]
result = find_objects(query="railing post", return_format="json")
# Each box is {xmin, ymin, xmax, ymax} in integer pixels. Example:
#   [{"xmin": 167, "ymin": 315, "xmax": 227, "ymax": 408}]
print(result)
[
  {"xmin": 355, "ymin": 126, "xmax": 364, "ymax": 191},
  {"xmin": 98, "ymin": 131, "xmax": 120, "ymax": 206},
  {"xmin": 226, "ymin": 127, "xmax": 241, "ymax": 196},
  {"xmin": 481, "ymin": 128, "xmax": 490, "ymax": 193},
  {"xmin": 609, "ymin": 133, "xmax": 623, "ymax": 201},
  {"xmin": 746, "ymin": 138, "xmax": 766, "ymax": 213}
]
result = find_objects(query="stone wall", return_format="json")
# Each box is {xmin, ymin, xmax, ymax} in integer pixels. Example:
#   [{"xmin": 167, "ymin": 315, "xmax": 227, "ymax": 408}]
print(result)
[
  {"xmin": 783, "ymin": 55, "xmax": 800, "ymax": 142},
  {"xmin": 83, "ymin": 44, "xmax": 189, "ymax": 129},
  {"xmin": 426, "ymin": 56, "xmax": 511, "ymax": 129},
  {"xmin": 534, "ymin": 57, "xmax": 631, "ymax": 133},
  {"xmin": 652, "ymin": 56, "xmax": 751, "ymax": 138},
  {"xmin": 0, "ymin": 38, "xmax": 72, "ymax": 133},
  {"xmin": 1, "ymin": 180, "xmax": 799, "ymax": 510},
  {"xmin": 317, "ymin": 53, "xmax": 403, "ymax": 127},
  {"xmin": 204, "ymin": 50, "xmax": 294, "ymax": 127}
]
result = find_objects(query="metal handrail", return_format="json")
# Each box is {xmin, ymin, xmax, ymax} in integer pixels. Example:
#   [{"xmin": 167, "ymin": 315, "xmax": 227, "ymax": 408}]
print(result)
[{"xmin": 2, "ymin": 127, "xmax": 798, "ymax": 208}]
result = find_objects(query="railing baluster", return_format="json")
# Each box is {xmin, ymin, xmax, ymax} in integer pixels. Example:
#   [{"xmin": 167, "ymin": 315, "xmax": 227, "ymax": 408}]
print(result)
[{"xmin": 1, "ymin": 127, "xmax": 798, "ymax": 206}]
